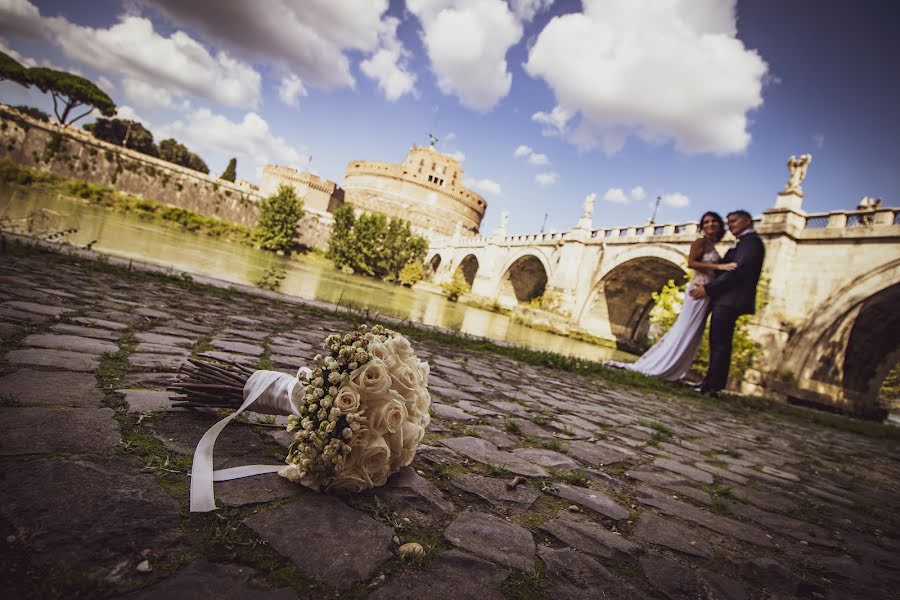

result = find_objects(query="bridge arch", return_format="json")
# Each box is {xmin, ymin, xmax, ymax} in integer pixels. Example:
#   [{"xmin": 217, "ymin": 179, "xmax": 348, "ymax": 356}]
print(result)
[
  {"xmin": 778, "ymin": 259, "xmax": 900, "ymax": 416},
  {"xmin": 454, "ymin": 253, "xmax": 480, "ymax": 287},
  {"xmin": 497, "ymin": 250, "xmax": 552, "ymax": 305},
  {"xmin": 427, "ymin": 253, "xmax": 442, "ymax": 275},
  {"xmin": 578, "ymin": 245, "xmax": 689, "ymax": 347}
]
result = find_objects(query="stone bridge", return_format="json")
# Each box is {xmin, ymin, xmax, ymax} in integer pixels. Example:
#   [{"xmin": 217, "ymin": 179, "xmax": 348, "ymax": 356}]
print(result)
[{"xmin": 427, "ymin": 196, "xmax": 900, "ymax": 417}]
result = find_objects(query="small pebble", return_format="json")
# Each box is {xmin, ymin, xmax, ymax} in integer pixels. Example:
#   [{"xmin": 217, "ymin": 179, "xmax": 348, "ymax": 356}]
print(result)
[
  {"xmin": 567, "ymin": 505, "xmax": 580, "ymax": 512},
  {"xmin": 399, "ymin": 542, "xmax": 425, "ymax": 558},
  {"xmin": 392, "ymin": 535, "xmax": 401, "ymax": 545},
  {"xmin": 368, "ymin": 574, "xmax": 385, "ymax": 588},
  {"xmin": 136, "ymin": 560, "xmax": 152, "ymax": 573}
]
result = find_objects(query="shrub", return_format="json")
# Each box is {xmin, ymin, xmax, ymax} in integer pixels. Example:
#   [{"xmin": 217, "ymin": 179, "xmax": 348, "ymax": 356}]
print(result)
[
  {"xmin": 398, "ymin": 261, "xmax": 426, "ymax": 287},
  {"xmin": 62, "ymin": 179, "xmax": 115, "ymax": 204},
  {"xmin": 442, "ymin": 270, "xmax": 471, "ymax": 302},
  {"xmin": 256, "ymin": 184, "xmax": 304, "ymax": 254},
  {"xmin": 0, "ymin": 158, "xmax": 59, "ymax": 185}
]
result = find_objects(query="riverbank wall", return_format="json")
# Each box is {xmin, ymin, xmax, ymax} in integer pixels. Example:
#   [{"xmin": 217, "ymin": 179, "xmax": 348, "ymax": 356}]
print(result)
[{"xmin": 0, "ymin": 105, "xmax": 332, "ymax": 249}]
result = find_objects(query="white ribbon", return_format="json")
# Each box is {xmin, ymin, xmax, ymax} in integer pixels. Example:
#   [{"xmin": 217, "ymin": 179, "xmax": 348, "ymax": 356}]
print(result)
[{"xmin": 189, "ymin": 368, "xmax": 309, "ymax": 512}]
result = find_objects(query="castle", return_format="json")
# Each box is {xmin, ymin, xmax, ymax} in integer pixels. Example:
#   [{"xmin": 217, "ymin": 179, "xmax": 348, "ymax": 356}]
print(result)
[{"xmin": 260, "ymin": 142, "xmax": 487, "ymax": 237}]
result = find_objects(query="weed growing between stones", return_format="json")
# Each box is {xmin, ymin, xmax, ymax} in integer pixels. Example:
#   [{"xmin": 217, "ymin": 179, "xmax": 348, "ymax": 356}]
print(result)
[
  {"xmin": 555, "ymin": 470, "xmax": 589, "ymax": 487},
  {"xmin": 501, "ymin": 559, "xmax": 547, "ymax": 600},
  {"xmin": 503, "ymin": 419, "xmax": 522, "ymax": 435}
]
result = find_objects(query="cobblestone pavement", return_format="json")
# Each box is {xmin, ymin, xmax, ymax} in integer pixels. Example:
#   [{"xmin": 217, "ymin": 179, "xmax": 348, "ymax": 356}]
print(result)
[{"xmin": 1, "ymin": 245, "xmax": 899, "ymax": 599}]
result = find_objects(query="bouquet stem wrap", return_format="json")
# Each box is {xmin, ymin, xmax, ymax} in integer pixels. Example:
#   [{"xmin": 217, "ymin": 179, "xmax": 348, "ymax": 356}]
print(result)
[{"xmin": 190, "ymin": 369, "xmax": 308, "ymax": 512}]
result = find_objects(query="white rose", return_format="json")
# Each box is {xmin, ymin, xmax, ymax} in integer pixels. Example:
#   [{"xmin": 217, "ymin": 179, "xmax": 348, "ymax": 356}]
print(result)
[
  {"xmin": 327, "ymin": 472, "xmax": 370, "ymax": 493},
  {"xmin": 366, "ymin": 390, "xmax": 408, "ymax": 436},
  {"xmin": 414, "ymin": 388, "xmax": 432, "ymax": 421},
  {"xmin": 367, "ymin": 340, "xmax": 399, "ymax": 370},
  {"xmin": 415, "ymin": 360, "xmax": 429, "ymax": 386},
  {"xmin": 350, "ymin": 359, "xmax": 392, "ymax": 395},
  {"xmin": 360, "ymin": 435, "xmax": 391, "ymax": 487},
  {"xmin": 386, "ymin": 335, "xmax": 414, "ymax": 361},
  {"xmin": 333, "ymin": 385, "xmax": 362, "ymax": 414},
  {"xmin": 389, "ymin": 361, "xmax": 421, "ymax": 402},
  {"xmin": 398, "ymin": 422, "xmax": 425, "ymax": 467}
]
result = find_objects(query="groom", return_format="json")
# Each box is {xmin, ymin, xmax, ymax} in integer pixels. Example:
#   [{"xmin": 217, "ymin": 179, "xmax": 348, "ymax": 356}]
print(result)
[{"xmin": 689, "ymin": 210, "xmax": 765, "ymax": 396}]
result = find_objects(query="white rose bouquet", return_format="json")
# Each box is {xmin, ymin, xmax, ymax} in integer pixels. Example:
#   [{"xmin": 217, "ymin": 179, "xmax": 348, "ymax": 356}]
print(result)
[
  {"xmin": 280, "ymin": 324, "xmax": 431, "ymax": 492},
  {"xmin": 172, "ymin": 324, "xmax": 431, "ymax": 512}
]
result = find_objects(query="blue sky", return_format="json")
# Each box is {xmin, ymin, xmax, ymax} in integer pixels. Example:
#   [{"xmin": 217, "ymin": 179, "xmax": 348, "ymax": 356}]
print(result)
[{"xmin": 1, "ymin": 0, "xmax": 897, "ymax": 235}]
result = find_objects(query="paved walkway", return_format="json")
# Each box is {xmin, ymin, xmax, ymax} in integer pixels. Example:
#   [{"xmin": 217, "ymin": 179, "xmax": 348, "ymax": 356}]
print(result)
[{"xmin": 1, "ymin": 244, "xmax": 899, "ymax": 599}]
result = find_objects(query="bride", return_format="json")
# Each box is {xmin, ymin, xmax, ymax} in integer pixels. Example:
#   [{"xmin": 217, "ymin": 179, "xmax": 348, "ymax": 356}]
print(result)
[{"xmin": 604, "ymin": 211, "xmax": 735, "ymax": 381}]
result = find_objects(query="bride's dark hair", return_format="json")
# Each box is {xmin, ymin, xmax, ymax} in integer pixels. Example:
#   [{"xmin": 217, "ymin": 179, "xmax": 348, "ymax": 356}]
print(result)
[{"xmin": 699, "ymin": 211, "xmax": 726, "ymax": 242}]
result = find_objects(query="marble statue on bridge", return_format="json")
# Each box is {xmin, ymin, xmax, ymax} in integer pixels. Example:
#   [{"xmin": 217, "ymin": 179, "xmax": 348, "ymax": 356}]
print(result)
[{"xmin": 783, "ymin": 154, "xmax": 812, "ymax": 196}]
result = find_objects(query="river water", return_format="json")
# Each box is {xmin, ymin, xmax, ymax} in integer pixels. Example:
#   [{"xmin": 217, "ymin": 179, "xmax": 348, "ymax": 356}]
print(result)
[{"xmin": 1, "ymin": 186, "xmax": 634, "ymax": 363}]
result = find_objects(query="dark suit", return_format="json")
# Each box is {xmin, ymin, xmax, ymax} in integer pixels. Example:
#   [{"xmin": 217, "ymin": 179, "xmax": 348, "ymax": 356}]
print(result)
[{"xmin": 701, "ymin": 230, "xmax": 765, "ymax": 392}]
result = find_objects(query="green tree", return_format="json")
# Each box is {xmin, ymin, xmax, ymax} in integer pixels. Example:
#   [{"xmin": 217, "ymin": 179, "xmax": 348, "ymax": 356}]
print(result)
[
  {"xmin": 256, "ymin": 185, "xmax": 304, "ymax": 253},
  {"xmin": 158, "ymin": 138, "xmax": 209, "ymax": 174},
  {"xmin": 0, "ymin": 51, "xmax": 30, "ymax": 87},
  {"xmin": 326, "ymin": 205, "xmax": 428, "ymax": 281},
  {"xmin": 648, "ymin": 274, "xmax": 768, "ymax": 385},
  {"xmin": 12, "ymin": 105, "xmax": 49, "ymax": 122},
  {"xmin": 27, "ymin": 67, "xmax": 116, "ymax": 125},
  {"xmin": 84, "ymin": 118, "xmax": 159, "ymax": 156},
  {"xmin": 220, "ymin": 157, "xmax": 237, "ymax": 182},
  {"xmin": 326, "ymin": 204, "xmax": 357, "ymax": 269}
]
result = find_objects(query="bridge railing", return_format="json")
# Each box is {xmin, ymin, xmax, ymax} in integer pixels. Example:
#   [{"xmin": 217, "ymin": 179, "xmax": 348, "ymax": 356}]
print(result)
[
  {"xmin": 589, "ymin": 221, "xmax": 700, "ymax": 239},
  {"xmin": 803, "ymin": 208, "xmax": 898, "ymax": 229}
]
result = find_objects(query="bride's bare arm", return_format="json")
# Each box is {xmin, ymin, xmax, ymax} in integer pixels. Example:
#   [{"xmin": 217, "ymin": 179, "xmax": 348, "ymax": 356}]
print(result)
[{"xmin": 687, "ymin": 239, "xmax": 737, "ymax": 272}]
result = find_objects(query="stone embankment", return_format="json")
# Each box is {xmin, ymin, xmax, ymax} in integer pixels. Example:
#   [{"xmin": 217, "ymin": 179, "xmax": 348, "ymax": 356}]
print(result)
[
  {"xmin": 0, "ymin": 106, "xmax": 332, "ymax": 249},
  {"xmin": 1, "ymin": 240, "xmax": 898, "ymax": 599}
]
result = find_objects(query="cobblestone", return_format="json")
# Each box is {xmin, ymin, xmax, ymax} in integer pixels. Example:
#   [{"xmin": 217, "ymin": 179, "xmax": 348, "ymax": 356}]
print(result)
[{"xmin": 1, "ymin": 246, "xmax": 898, "ymax": 599}]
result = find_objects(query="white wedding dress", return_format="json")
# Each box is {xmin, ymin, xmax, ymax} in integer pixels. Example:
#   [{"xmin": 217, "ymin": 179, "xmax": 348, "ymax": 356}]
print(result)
[{"xmin": 604, "ymin": 248, "xmax": 719, "ymax": 381}]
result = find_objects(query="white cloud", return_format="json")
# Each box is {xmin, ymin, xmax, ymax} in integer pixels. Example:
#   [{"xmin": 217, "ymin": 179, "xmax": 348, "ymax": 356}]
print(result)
[
  {"xmin": 0, "ymin": 38, "xmax": 36, "ymax": 67},
  {"xmin": 630, "ymin": 186, "xmax": 646, "ymax": 202},
  {"xmin": 661, "ymin": 192, "xmax": 690, "ymax": 208},
  {"xmin": 157, "ymin": 108, "xmax": 307, "ymax": 172},
  {"xmin": 97, "ymin": 75, "xmax": 116, "ymax": 95},
  {"xmin": 514, "ymin": 144, "xmax": 551, "ymax": 165},
  {"xmin": 463, "ymin": 177, "xmax": 502, "ymax": 196},
  {"xmin": 113, "ymin": 104, "xmax": 148, "ymax": 125},
  {"xmin": 524, "ymin": 0, "xmax": 768, "ymax": 155},
  {"xmin": 509, "ymin": 0, "xmax": 553, "ymax": 22},
  {"xmin": 813, "ymin": 133, "xmax": 825, "ymax": 149},
  {"xmin": 407, "ymin": 0, "xmax": 522, "ymax": 111},
  {"xmin": 535, "ymin": 171, "xmax": 558, "ymax": 186},
  {"xmin": 603, "ymin": 188, "xmax": 631, "ymax": 204},
  {"xmin": 147, "ymin": 0, "xmax": 394, "ymax": 90},
  {"xmin": 603, "ymin": 185, "xmax": 647, "ymax": 204},
  {"xmin": 444, "ymin": 132, "xmax": 456, "ymax": 142},
  {"xmin": 447, "ymin": 150, "xmax": 465, "ymax": 162},
  {"xmin": 531, "ymin": 105, "xmax": 573, "ymax": 137},
  {"xmin": 278, "ymin": 73, "xmax": 307, "ymax": 107},
  {"xmin": 43, "ymin": 14, "xmax": 261, "ymax": 108},
  {"xmin": 0, "ymin": 0, "xmax": 43, "ymax": 39},
  {"xmin": 360, "ymin": 16, "xmax": 417, "ymax": 101},
  {"xmin": 528, "ymin": 152, "xmax": 549, "ymax": 166},
  {"xmin": 122, "ymin": 77, "xmax": 176, "ymax": 110}
]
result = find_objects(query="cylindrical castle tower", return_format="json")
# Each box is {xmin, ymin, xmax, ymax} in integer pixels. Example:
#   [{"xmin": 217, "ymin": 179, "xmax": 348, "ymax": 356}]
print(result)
[{"xmin": 343, "ymin": 144, "xmax": 487, "ymax": 236}]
